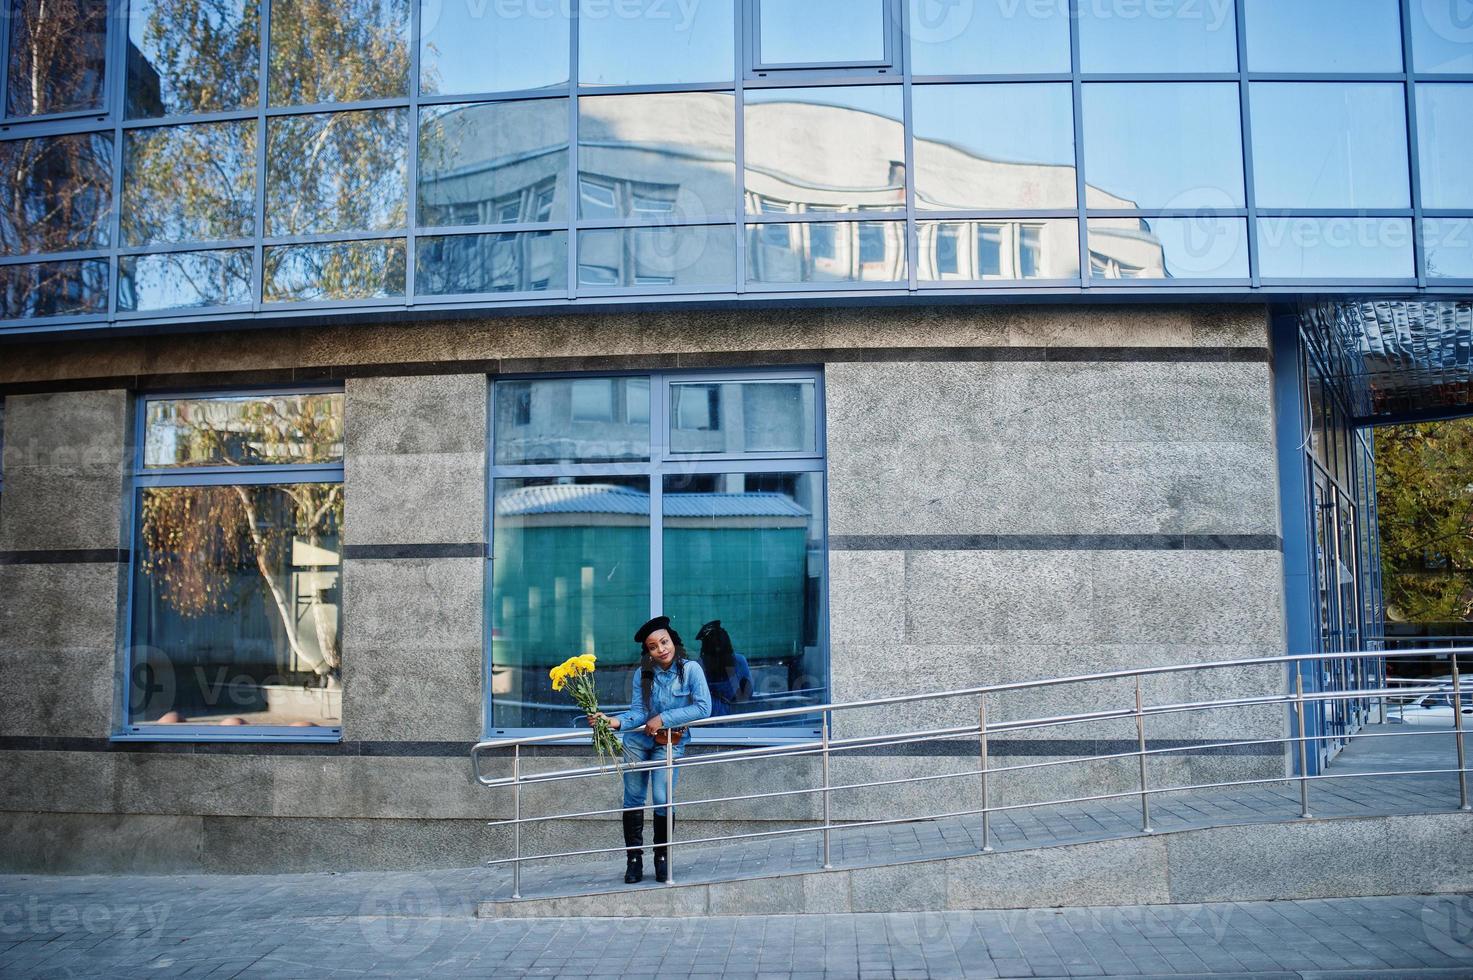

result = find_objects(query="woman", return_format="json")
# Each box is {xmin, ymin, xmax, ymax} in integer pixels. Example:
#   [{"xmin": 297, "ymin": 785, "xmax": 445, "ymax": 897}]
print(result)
[
  {"xmin": 591, "ymin": 616, "xmax": 711, "ymax": 884},
  {"xmin": 696, "ymin": 620, "xmax": 753, "ymax": 717}
]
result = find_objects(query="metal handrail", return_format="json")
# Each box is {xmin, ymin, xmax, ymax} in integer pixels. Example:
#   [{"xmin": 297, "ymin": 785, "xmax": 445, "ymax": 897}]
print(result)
[{"xmin": 472, "ymin": 646, "xmax": 1470, "ymax": 899}]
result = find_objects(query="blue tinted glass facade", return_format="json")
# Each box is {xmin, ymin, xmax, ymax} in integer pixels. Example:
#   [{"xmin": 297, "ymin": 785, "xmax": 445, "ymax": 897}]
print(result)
[{"xmin": 0, "ymin": 0, "xmax": 1468, "ymax": 335}]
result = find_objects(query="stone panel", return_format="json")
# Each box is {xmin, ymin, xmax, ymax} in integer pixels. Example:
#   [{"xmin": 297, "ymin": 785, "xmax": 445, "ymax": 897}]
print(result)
[
  {"xmin": 0, "ymin": 811, "xmax": 204, "ymax": 873},
  {"xmin": 945, "ymin": 835, "xmax": 1171, "ymax": 909},
  {"xmin": 344, "ymin": 375, "xmax": 487, "ymax": 547},
  {"xmin": 0, "ymin": 563, "xmax": 120, "ymax": 737},
  {"xmin": 0, "ymin": 389, "xmax": 128, "ymax": 552},
  {"xmin": 340, "ymin": 557, "xmax": 484, "ymax": 741}
]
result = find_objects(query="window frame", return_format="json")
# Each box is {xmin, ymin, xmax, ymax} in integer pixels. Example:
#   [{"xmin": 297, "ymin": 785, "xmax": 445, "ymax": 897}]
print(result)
[
  {"xmin": 745, "ymin": 0, "xmax": 903, "ymax": 79},
  {"xmin": 1, "ymin": 0, "xmax": 118, "ymax": 125},
  {"xmin": 485, "ymin": 367, "xmax": 829, "ymax": 745},
  {"xmin": 117, "ymin": 384, "xmax": 346, "ymax": 742}
]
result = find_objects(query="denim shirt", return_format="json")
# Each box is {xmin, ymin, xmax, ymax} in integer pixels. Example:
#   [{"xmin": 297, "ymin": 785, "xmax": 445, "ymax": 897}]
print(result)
[{"xmin": 616, "ymin": 659, "xmax": 712, "ymax": 734}]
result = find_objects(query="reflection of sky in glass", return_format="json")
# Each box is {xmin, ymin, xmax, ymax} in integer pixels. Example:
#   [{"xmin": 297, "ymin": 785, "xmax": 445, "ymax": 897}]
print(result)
[
  {"xmin": 1082, "ymin": 83, "xmax": 1244, "ymax": 209},
  {"xmin": 1079, "ymin": 0, "xmax": 1238, "ymax": 73},
  {"xmin": 420, "ymin": 1, "xmax": 568, "ymax": 94},
  {"xmin": 1425, "ymin": 219, "xmax": 1473, "ymax": 280},
  {"xmin": 579, "ymin": 0, "xmax": 733, "ymax": 85},
  {"xmin": 1412, "ymin": 2, "xmax": 1473, "ymax": 73},
  {"xmin": 120, "ymin": 250, "xmax": 252, "ymax": 311},
  {"xmin": 1257, "ymin": 218, "xmax": 1414, "ymax": 279},
  {"xmin": 1090, "ymin": 217, "xmax": 1248, "ymax": 280},
  {"xmin": 1417, "ymin": 85, "xmax": 1473, "ymax": 210},
  {"xmin": 127, "ymin": 0, "xmax": 258, "ymax": 116},
  {"xmin": 1245, "ymin": 0, "xmax": 1402, "ymax": 71},
  {"xmin": 1251, "ymin": 84, "xmax": 1408, "ymax": 209},
  {"xmin": 759, "ymin": 0, "xmax": 885, "ymax": 65},
  {"xmin": 910, "ymin": 0, "xmax": 1069, "ymax": 74},
  {"xmin": 913, "ymin": 84, "xmax": 1075, "ymax": 210}
]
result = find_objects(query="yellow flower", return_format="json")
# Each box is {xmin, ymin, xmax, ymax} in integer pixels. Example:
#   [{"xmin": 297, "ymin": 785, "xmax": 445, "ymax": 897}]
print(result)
[{"xmin": 549, "ymin": 664, "xmax": 567, "ymax": 691}]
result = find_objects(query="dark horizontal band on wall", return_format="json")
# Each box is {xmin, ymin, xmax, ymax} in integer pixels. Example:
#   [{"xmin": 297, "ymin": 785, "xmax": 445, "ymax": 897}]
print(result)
[
  {"xmin": 830, "ymin": 534, "xmax": 1283, "ymax": 552},
  {"xmin": 0, "ymin": 735, "xmax": 1279, "ymax": 758},
  {"xmin": 343, "ymin": 543, "xmax": 486, "ymax": 560},
  {"xmin": 0, "ymin": 346, "xmax": 1269, "ymax": 395},
  {"xmin": 0, "ymin": 548, "xmax": 130, "ymax": 565}
]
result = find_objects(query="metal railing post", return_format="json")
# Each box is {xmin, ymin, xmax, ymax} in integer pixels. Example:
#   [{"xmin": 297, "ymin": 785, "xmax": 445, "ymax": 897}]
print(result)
[
  {"xmin": 821, "ymin": 713, "xmax": 833, "ymax": 868},
  {"xmin": 1295, "ymin": 672, "xmax": 1313, "ymax": 818},
  {"xmin": 512, "ymin": 744, "xmax": 522, "ymax": 899},
  {"xmin": 665, "ymin": 738, "xmax": 676, "ymax": 885},
  {"xmin": 1453, "ymin": 654, "xmax": 1470, "ymax": 811},
  {"xmin": 979, "ymin": 696, "xmax": 993, "ymax": 852},
  {"xmin": 1134, "ymin": 676, "xmax": 1153, "ymax": 834}
]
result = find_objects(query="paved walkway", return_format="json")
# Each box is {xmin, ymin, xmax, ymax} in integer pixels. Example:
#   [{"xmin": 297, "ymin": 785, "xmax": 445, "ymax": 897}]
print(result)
[{"xmin": 2, "ymin": 877, "xmax": 1472, "ymax": 978}]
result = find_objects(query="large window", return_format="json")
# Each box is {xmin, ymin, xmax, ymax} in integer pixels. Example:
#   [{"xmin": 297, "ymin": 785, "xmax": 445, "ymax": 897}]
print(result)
[
  {"xmin": 125, "ymin": 390, "xmax": 344, "ymax": 739},
  {"xmin": 488, "ymin": 371, "xmax": 827, "ymax": 741}
]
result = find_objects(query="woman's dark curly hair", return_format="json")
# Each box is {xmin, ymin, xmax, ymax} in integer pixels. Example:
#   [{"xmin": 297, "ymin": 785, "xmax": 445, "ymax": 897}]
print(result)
[
  {"xmin": 696, "ymin": 620, "xmax": 735, "ymax": 681},
  {"xmin": 639, "ymin": 626, "xmax": 689, "ymax": 711}
]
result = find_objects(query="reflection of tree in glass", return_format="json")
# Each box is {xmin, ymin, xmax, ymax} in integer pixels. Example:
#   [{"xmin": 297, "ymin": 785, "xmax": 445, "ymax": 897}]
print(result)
[
  {"xmin": 0, "ymin": 133, "xmax": 113, "ymax": 255},
  {"xmin": 267, "ymin": 0, "xmax": 409, "ymax": 106},
  {"xmin": 126, "ymin": 0, "xmax": 260, "ymax": 117},
  {"xmin": 0, "ymin": 259, "xmax": 107, "ymax": 317},
  {"xmin": 266, "ymin": 110, "xmax": 407, "ymax": 236},
  {"xmin": 122, "ymin": 121, "xmax": 256, "ymax": 245},
  {"xmin": 139, "ymin": 397, "xmax": 345, "ymax": 677},
  {"xmin": 264, "ymin": 238, "xmax": 406, "ymax": 302},
  {"xmin": 6, "ymin": 0, "xmax": 108, "ymax": 117}
]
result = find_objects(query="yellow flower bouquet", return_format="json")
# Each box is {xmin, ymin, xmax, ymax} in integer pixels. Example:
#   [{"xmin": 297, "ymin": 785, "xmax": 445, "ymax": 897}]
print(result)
[{"xmin": 550, "ymin": 654, "xmax": 622, "ymax": 766}]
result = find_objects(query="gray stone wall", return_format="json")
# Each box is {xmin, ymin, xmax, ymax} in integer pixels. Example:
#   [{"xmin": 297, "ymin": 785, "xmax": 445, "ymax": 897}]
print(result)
[{"xmin": 0, "ymin": 303, "xmax": 1290, "ymax": 873}]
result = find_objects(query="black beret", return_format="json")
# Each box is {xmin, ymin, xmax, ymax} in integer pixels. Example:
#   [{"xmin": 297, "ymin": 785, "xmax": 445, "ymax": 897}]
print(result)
[{"xmin": 634, "ymin": 616, "xmax": 672, "ymax": 645}]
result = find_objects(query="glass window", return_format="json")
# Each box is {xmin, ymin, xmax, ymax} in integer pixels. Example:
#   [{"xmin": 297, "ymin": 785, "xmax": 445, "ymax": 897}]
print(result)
[
  {"xmin": 144, "ymin": 392, "xmax": 345, "ymax": 467},
  {"xmin": 662, "ymin": 471, "xmax": 825, "ymax": 727},
  {"xmin": 0, "ymin": 133, "xmax": 113, "ymax": 256},
  {"xmin": 1244, "ymin": 0, "xmax": 1403, "ymax": 72},
  {"xmin": 747, "ymin": 220, "xmax": 905, "ymax": 285},
  {"xmin": 119, "ymin": 249, "xmax": 253, "ymax": 312},
  {"xmin": 416, "ymin": 230, "xmax": 568, "ymax": 296},
  {"xmin": 494, "ymin": 377, "xmax": 651, "ymax": 465},
  {"xmin": 263, "ymin": 238, "xmax": 407, "ymax": 302},
  {"xmin": 490, "ymin": 475, "xmax": 651, "ymax": 729},
  {"xmin": 757, "ymin": 0, "xmax": 886, "ymax": 66},
  {"xmin": 579, "ymin": 93, "xmax": 736, "ymax": 222},
  {"xmin": 1257, "ymin": 217, "xmax": 1414, "ymax": 279},
  {"xmin": 267, "ymin": 109, "xmax": 409, "ymax": 236},
  {"xmin": 670, "ymin": 380, "xmax": 817, "ymax": 454},
  {"xmin": 420, "ymin": 0, "xmax": 570, "ymax": 95},
  {"xmin": 1078, "ymin": 0, "xmax": 1238, "ymax": 73},
  {"xmin": 488, "ymin": 370, "xmax": 827, "ymax": 737},
  {"xmin": 5, "ymin": 0, "xmax": 108, "ymax": 117},
  {"xmin": 1425, "ymin": 218, "xmax": 1473, "ymax": 280},
  {"xmin": 0, "ymin": 259, "xmax": 107, "ymax": 317},
  {"xmin": 1087, "ymin": 216, "xmax": 1249, "ymax": 280},
  {"xmin": 1411, "ymin": 1, "xmax": 1473, "ymax": 73},
  {"xmin": 578, "ymin": 0, "xmax": 734, "ymax": 86},
  {"xmin": 912, "ymin": 84, "xmax": 1075, "ymax": 211},
  {"xmin": 909, "ymin": 0, "xmax": 1069, "ymax": 75},
  {"xmin": 1251, "ymin": 84, "xmax": 1409, "ymax": 209},
  {"xmin": 122, "ymin": 122, "xmax": 256, "ymax": 246},
  {"xmin": 575, "ymin": 225, "xmax": 737, "ymax": 292},
  {"xmin": 744, "ymin": 87, "xmax": 904, "ymax": 214},
  {"xmin": 268, "ymin": 0, "xmax": 410, "ymax": 105},
  {"xmin": 129, "ymin": 391, "xmax": 344, "ymax": 734},
  {"xmin": 126, "ymin": 0, "xmax": 260, "ymax": 118},
  {"xmin": 918, "ymin": 219, "xmax": 1080, "ymax": 281},
  {"xmin": 418, "ymin": 100, "xmax": 569, "ymax": 228},
  {"xmin": 1082, "ymin": 84, "xmax": 1244, "ymax": 209},
  {"xmin": 1416, "ymin": 85, "xmax": 1473, "ymax": 210}
]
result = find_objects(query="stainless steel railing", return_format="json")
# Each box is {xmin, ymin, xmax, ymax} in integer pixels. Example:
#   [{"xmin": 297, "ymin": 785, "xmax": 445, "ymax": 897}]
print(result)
[{"xmin": 471, "ymin": 648, "xmax": 1472, "ymax": 899}]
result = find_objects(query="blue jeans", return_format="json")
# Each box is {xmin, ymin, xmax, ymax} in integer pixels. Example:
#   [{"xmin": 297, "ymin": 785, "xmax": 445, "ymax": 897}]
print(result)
[{"xmin": 621, "ymin": 733, "xmax": 686, "ymax": 816}]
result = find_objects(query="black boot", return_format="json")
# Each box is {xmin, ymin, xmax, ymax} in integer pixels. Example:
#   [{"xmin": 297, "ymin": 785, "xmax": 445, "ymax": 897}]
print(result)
[
  {"xmin": 652, "ymin": 809, "xmax": 672, "ymax": 882},
  {"xmin": 621, "ymin": 810, "xmax": 644, "ymax": 884}
]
